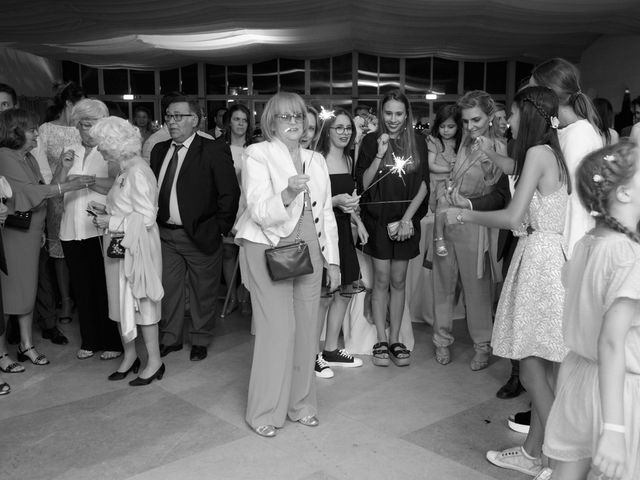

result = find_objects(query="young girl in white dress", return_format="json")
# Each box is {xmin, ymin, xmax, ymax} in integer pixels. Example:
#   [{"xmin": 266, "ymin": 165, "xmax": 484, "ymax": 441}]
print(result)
[
  {"xmin": 541, "ymin": 141, "xmax": 640, "ymax": 480},
  {"xmin": 447, "ymin": 86, "xmax": 570, "ymax": 477}
]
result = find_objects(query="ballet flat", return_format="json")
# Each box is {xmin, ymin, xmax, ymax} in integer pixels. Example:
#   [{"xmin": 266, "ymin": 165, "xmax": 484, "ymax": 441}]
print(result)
[
  {"xmin": 254, "ymin": 425, "xmax": 276, "ymax": 437},
  {"xmin": 298, "ymin": 415, "xmax": 319, "ymax": 427}
]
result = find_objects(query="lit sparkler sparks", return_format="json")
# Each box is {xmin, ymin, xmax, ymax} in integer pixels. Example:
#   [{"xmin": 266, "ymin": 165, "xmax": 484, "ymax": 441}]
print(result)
[
  {"xmin": 318, "ymin": 106, "xmax": 335, "ymax": 121},
  {"xmin": 389, "ymin": 153, "xmax": 413, "ymax": 178}
]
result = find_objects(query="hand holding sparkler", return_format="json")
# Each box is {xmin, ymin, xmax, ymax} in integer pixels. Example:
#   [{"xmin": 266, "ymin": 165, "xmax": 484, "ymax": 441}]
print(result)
[
  {"xmin": 360, "ymin": 153, "xmax": 413, "ymax": 196},
  {"xmin": 282, "ymin": 174, "xmax": 310, "ymax": 206},
  {"xmin": 376, "ymin": 133, "xmax": 390, "ymax": 159}
]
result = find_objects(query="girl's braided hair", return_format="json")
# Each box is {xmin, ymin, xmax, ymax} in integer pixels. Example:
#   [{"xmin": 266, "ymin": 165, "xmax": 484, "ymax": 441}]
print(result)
[{"xmin": 576, "ymin": 140, "xmax": 640, "ymax": 244}]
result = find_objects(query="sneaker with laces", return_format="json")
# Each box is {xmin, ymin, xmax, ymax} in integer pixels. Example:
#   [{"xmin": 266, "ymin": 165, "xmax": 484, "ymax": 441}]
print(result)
[
  {"xmin": 508, "ymin": 409, "xmax": 531, "ymax": 434},
  {"xmin": 486, "ymin": 446, "xmax": 543, "ymax": 476},
  {"xmin": 322, "ymin": 348, "xmax": 363, "ymax": 368},
  {"xmin": 315, "ymin": 353, "xmax": 334, "ymax": 378}
]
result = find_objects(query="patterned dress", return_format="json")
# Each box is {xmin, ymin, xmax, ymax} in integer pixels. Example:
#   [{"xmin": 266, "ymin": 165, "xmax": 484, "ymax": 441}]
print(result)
[
  {"xmin": 37, "ymin": 122, "xmax": 81, "ymax": 258},
  {"xmin": 491, "ymin": 187, "xmax": 569, "ymax": 362}
]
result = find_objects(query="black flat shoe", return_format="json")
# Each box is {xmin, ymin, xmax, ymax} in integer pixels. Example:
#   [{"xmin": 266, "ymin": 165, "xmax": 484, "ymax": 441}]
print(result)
[
  {"xmin": 190, "ymin": 345, "xmax": 207, "ymax": 362},
  {"xmin": 42, "ymin": 327, "xmax": 69, "ymax": 345},
  {"xmin": 159, "ymin": 344, "xmax": 182, "ymax": 358},
  {"xmin": 129, "ymin": 363, "xmax": 165, "ymax": 386},
  {"xmin": 496, "ymin": 375, "xmax": 525, "ymax": 399},
  {"xmin": 108, "ymin": 358, "xmax": 141, "ymax": 381}
]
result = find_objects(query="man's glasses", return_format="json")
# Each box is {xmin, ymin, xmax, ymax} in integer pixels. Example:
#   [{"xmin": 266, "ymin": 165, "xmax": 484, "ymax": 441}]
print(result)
[
  {"xmin": 275, "ymin": 113, "xmax": 304, "ymax": 122},
  {"xmin": 330, "ymin": 126, "xmax": 353, "ymax": 135},
  {"xmin": 164, "ymin": 113, "xmax": 195, "ymax": 122}
]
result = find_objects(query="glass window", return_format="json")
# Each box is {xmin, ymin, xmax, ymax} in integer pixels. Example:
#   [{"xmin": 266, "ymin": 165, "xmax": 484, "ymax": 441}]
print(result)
[
  {"xmin": 252, "ymin": 59, "xmax": 278, "ymax": 95},
  {"xmin": 160, "ymin": 68, "xmax": 180, "ymax": 94},
  {"xmin": 486, "ymin": 61, "xmax": 507, "ymax": 94},
  {"xmin": 332, "ymin": 53, "xmax": 352, "ymax": 95},
  {"xmin": 405, "ymin": 58, "xmax": 431, "ymax": 94},
  {"xmin": 463, "ymin": 61, "xmax": 485, "ymax": 92},
  {"xmin": 130, "ymin": 70, "xmax": 155, "ymax": 95},
  {"xmin": 432, "ymin": 57, "xmax": 459, "ymax": 95},
  {"xmin": 279, "ymin": 58, "xmax": 305, "ymax": 95},
  {"xmin": 132, "ymin": 102, "xmax": 157, "ymax": 127},
  {"xmin": 310, "ymin": 58, "xmax": 330, "ymax": 95},
  {"xmin": 357, "ymin": 53, "xmax": 378, "ymax": 96},
  {"xmin": 103, "ymin": 69, "xmax": 129, "ymax": 95},
  {"xmin": 181, "ymin": 64, "xmax": 198, "ymax": 94},
  {"xmin": 62, "ymin": 61, "xmax": 80, "ymax": 85},
  {"xmin": 108, "ymin": 101, "xmax": 129, "ymax": 119},
  {"xmin": 206, "ymin": 64, "xmax": 226, "ymax": 95},
  {"xmin": 80, "ymin": 65, "xmax": 99, "ymax": 94},
  {"xmin": 515, "ymin": 61, "xmax": 535, "ymax": 91},
  {"xmin": 379, "ymin": 57, "xmax": 400, "ymax": 94},
  {"xmin": 207, "ymin": 100, "xmax": 227, "ymax": 132},
  {"xmin": 228, "ymin": 65, "xmax": 248, "ymax": 95},
  {"xmin": 410, "ymin": 101, "xmax": 430, "ymax": 129}
]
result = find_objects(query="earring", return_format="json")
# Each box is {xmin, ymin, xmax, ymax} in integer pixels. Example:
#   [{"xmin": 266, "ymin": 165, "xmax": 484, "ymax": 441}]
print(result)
[{"xmin": 489, "ymin": 121, "xmax": 493, "ymax": 127}]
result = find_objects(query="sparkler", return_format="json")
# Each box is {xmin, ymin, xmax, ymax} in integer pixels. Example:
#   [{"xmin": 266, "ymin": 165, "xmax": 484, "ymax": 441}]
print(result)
[{"xmin": 360, "ymin": 153, "xmax": 413, "ymax": 195}]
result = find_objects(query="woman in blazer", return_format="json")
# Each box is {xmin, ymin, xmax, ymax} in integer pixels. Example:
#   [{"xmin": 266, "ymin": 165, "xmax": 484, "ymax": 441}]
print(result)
[{"xmin": 235, "ymin": 92, "xmax": 339, "ymax": 438}]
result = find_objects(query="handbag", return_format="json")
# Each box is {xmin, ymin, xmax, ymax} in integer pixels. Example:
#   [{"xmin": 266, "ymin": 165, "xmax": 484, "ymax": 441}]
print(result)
[
  {"xmin": 5, "ymin": 210, "xmax": 32, "ymax": 230},
  {"xmin": 264, "ymin": 206, "xmax": 313, "ymax": 281},
  {"xmin": 106, "ymin": 235, "xmax": 125, "ymax": 258}
]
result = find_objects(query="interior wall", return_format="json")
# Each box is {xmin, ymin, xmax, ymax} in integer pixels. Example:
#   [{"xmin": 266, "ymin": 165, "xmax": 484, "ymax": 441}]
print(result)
[
  {"xmin": 580, "ymin": 35, "xmax": 640, "ymax": 109},
  {"xmin": 0, "ymin": 46, "xmax": 61, "ymax": 98}
]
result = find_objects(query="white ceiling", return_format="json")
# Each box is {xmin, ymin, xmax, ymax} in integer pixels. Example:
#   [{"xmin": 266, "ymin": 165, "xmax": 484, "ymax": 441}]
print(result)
[{"xmin": 1, "ymin": 0, "xmax": 640, "ymax": 69}]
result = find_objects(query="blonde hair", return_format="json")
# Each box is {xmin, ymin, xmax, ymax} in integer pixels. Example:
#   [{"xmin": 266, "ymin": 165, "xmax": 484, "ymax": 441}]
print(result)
[
  {"xmin": 70, "ymin": 99, "xmax": 108, "ymax": 124},
  {"xmin": 260, "ymin": 92, "xmax": 308, "ymax": 142},
  {"xmin": 90, "ymin": 116, "xmax": 142, "ymax": 161}
]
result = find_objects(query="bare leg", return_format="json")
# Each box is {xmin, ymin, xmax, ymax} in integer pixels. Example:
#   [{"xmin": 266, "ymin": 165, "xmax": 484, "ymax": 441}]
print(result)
[
  {"xmin": 388, "ymin": 259, "xmax": 409, "ymax": 344},
  {"xmin": 139, "ymin": 324, "xmax": 161, "ymax": 378},
  {"xmin": 520, "ymin": 356, "xmax": 556, "ymax": 457},
  {"xmin": 115, "ymin": 323, "xmax": 137, "ymax": 373},
  {"xmin": 17, "ymin": 313, "xmax": 34, "ymax": 350},
  {"xmin": 0, "ymin": 327, "xmax": 20, "ymax": 370},
  {"xmin": 324, "ymin": 294, "xmax": 350, "ymax": 352},
  {"xmin": 371, "ymin": 258, "xmax": 391, "ymax": 343},
  {"xmin": 552, "ymin": 459, "xmax": 591, "ymax": 480}
]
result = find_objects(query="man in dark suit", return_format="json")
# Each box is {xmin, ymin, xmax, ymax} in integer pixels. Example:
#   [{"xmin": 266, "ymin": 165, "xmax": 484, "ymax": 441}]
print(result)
[{"xmin": 150, "ymin": 96, "xmax": 240, "ymax": 361}]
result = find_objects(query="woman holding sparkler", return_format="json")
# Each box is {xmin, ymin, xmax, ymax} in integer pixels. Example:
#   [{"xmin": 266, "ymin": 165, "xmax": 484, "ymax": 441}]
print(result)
[
  {"xmin": 235, "ymin": 92, "xmax": 339, "ymax": 437},
  {"xmin": 431, "ymin": 90, "xmax": 506, "ymax": 371},
  {"xmin": 356, "ymin": 90, "xmax": 429, "ymax": 367}
]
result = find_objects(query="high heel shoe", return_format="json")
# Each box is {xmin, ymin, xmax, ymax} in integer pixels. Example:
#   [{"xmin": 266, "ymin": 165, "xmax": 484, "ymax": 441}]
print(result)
[
  {"xmin": 129, "ymin": 363, "xmax": 165, "ymax": 386},
  {"xmin": 17, "ymin": 345, "xmax": 49, "ymax": 365},
  {"xmin": 108, "ymin": 358, "xmax": 140, "ymax": 381}
]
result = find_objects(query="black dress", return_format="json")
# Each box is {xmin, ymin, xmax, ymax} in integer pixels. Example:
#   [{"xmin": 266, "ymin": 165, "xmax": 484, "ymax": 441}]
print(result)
[
  {"xmin": 355, "ymin": 133, "xmax": 429, "ymax": 260},
  {"xmin": 329, "ymin": 172, "xmax": 360, "ymax": 285}
]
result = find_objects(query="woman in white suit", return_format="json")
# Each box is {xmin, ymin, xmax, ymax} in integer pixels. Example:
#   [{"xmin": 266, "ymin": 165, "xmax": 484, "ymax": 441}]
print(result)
[{"xmin": 235, "ymin": 92, "xmax": 340, "ymax": 437}]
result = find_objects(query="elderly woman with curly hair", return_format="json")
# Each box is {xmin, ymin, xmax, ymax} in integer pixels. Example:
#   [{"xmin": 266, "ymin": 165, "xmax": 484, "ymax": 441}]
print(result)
[{"xmin": 91, "ymin": 117, "xmax": 164, "ymax": 386}]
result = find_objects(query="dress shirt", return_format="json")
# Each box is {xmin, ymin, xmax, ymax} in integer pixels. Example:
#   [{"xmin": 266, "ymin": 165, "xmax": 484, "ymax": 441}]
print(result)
[
  {"xmin": 156, "ymin": 132, "xmax": 196, "ymax": 225},
  {"xmin": 59, "ymin": 144, "xmax": 109, "ymax": 241}
]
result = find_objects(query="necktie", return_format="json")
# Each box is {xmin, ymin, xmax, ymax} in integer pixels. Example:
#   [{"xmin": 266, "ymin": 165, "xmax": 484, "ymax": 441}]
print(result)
[{"xmin": 158, "ymin": 144, "xmax": 183, "ymax": 223}]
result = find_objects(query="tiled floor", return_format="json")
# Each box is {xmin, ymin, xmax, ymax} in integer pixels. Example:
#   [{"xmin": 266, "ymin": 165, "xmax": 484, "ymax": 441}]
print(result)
[{"xmin": 0, "ymin": 306, "xmax": 532, "ymax": 480}]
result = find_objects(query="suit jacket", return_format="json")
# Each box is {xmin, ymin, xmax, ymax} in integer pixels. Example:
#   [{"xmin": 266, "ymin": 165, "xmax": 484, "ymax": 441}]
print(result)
[{"xmin": 150, "ymin": 134, "xmax": 240, "ymax": 255}]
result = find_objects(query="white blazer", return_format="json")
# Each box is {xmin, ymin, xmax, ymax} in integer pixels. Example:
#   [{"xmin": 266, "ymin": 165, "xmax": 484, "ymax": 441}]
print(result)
[{"xmin": 235, "ymin": 138, "xmax": 339, "ymax": 267}]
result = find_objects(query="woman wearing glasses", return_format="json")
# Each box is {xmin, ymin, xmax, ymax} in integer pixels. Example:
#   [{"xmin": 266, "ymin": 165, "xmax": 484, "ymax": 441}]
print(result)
[
  {"xmin": 235, "ymin": 92, "xmax": 339, "ymax": 437},
  {"xmin": 313, "ymin": 108, "xmax": 368, "ymax": 379}
]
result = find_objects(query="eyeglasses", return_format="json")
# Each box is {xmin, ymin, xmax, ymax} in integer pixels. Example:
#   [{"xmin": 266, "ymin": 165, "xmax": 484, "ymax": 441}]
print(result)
[
  {"xmin": 275, "ymin": 113, "xmax": 304, "ymax": 122},
  {"xmin": 330, "ymin": 126, "xmax": 353, "ymax": 135},
  {"xmin": 164, "ymin": 113, "xmax": 195, "ymax": 122}
]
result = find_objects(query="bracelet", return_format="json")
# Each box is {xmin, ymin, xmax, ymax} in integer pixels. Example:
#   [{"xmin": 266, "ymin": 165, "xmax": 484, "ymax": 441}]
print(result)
[
  {"xmin": 57, "ymin": 183, "xmax": 62, "ymax": 196},
  {"xmin": 603, "ymin": 423, "xmax": 625, "ymax": 433},
  {"xmin": 374, "ymin": 155, "xmax": 383, "ymax": 160},
  {"xmin": 400, "ymin": 220, "xmax": 412, "ymax": 225},
  {"xmin": 456, "ymin": 210, "xmax": 464, "ymax": 225}
]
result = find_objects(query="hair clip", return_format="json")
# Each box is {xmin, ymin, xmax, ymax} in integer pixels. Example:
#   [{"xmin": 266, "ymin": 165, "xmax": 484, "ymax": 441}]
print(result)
[
  {"xmin": 589, "ymin": 210, "xmax": 601, "ymax": 217},
  {"xmin": 549, "ymin": 116, "xmax": 559, "ymax": 129},
  {"xmin": 592, "ymin": 173, "xmax": 604, "ymax": 183},
  {"xmin": 603, "ymin": 154, "xmax": 616, "ymax": 162}
]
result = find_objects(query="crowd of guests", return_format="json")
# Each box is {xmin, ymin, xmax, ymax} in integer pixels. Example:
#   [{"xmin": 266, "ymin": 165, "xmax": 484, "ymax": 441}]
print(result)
[{"xmin": 0, "ymin": 55, "xmax": 638, "ymax": 480}]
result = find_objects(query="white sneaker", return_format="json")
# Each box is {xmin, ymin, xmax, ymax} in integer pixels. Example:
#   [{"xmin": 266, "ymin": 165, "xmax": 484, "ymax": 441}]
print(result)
[
  {"xmin": 322, "ymin": 348, "xmax": 363, "ymax": 368},
  {"xmin": 533, "ymin": 468, "xmax": 552, "ymax": 480},
  {"xmin": 486, "ymin": 446, "xmax": 543, "ymax": 476},
  {"xmin": 314, "ymin": 353, "xmax": 334, "ymax": 378}
]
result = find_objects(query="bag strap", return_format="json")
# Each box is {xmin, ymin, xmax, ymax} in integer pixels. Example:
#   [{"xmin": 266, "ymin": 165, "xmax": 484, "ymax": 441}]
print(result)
[{"xmin": 263, "ymin": 193, "xmax": 306, "ymax": 248}]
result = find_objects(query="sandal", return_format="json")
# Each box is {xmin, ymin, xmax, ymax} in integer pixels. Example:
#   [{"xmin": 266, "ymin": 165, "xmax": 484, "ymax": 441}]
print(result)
[
  {"xmin": 434, "ymin": 237, "xmax": 448, "ymax": 257},
  {"xmin": 77, "ymin": 349, "xmax": 95, "ymax": 360},
  {"xmin": 100, "ymin": 351, "xmax": 123, "ymax": 360},
  {"xmin": 435, "ymin": 346, "xmax": 451, "ymax": 365},
  {"xmin": 17, "ymin": 345, "xmax": 50, "ymax": 365},
  {"xmin": 0, "ymin": 381, "xmax": 10, "ymax": 395},
  {"xmin": 372, "ymin": 342, "xmax": 390, "ymax": 367},
  {"xmin": 388, "ymin": 343, "xmax": 411, "ymax": 366},
  {"xmin": 470, "ymin": 352, "xmax": 490, "ymax": 371},
  {"xmin": 0, "ymin": 353, "xmax": 24, "ymax": 373}
]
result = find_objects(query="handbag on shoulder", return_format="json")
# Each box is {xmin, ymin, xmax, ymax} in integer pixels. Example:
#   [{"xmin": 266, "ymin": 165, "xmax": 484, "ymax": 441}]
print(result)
[
  {"xmin": 264, "ymin": 205, "xmax": 313, "ymax": 281},
  {"xmin": 5, "ymin": 210, "xmax": 32, "ymax": 230}
]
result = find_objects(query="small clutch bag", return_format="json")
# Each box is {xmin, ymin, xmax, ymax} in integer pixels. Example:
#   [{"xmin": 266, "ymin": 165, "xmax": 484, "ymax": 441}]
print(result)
[
  {"xmin": 386, "ymin": 220, "xmax": 413, "ymax": 240},
  {"xmin": 5, "ymin": 210, "xmax": 32, "ymax": 230},
  {"xmin": 106, "ymin": 235, "xmax": 125, "ymax": 258}
]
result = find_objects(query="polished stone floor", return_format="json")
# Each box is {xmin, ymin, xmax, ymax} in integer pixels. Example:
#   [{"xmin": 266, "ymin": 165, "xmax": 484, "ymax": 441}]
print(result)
[{"xmin": 0, "ymin": 306, "xmax": 531, "ymax": 480}]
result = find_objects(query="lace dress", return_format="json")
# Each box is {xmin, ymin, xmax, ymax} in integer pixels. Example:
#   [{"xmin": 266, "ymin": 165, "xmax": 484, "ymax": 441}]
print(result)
[{"xmin": 491, "ymin": 187, "xmax": 569, "ymax": 362}]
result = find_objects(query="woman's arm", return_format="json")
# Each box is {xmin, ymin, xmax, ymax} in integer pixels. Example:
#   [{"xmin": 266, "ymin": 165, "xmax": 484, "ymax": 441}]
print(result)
[
  {"xmin": 478, "ymin": 136, "xmax": 515, "ymax": 174},
  {"xmin": 447, "ymin": 146, "xmax": 547, "ymax": 230},
  {"xmin": 361, "ymin": 134, "xmax": 389, "ymax": 189},
  {"xmin": 350, "ymin": 211, "xmax": 369, "ymax": 245},
  {"xmin": 396, "ymin": 181, "xmax": 428, "ymax": 241},
  {"xmin": 593, "ymin": 297, "xmax": 634, "ymax": 480}
]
